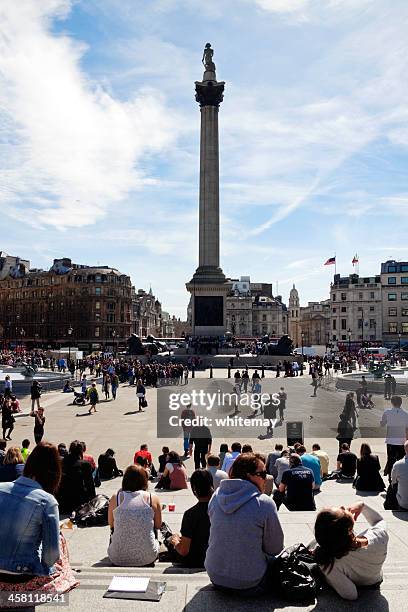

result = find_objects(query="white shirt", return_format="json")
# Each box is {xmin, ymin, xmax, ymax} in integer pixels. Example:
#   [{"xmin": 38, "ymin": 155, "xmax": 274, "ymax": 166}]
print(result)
[
  {"xmin": 221, "ymin": 451, "xmax": 240, "ymax": 475},
  {"xmin": 391, "ymin": 456, "xmax": 408, "ymax": 509},
  {"xmin": 320, "ymin": 505, "xmax": 388, "ymax": 601},
  {"xmin": 207, "ymin": 466, "xmax": 229, "ymax": 490},
  {"xmin": 380, "ymin": 407, "xmax": 408, "ymax": 445}
]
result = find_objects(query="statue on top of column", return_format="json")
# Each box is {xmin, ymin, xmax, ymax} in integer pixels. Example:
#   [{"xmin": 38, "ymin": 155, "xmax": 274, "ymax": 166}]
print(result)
[{"xmin": 202, "ymin": 43, "xmax": 216, "ymax": 72}]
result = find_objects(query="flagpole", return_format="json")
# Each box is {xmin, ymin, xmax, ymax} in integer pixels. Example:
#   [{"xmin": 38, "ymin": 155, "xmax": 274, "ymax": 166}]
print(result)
[{"xmin": 335, "ymin": 253, "xmax": 337, "ymax": 276}]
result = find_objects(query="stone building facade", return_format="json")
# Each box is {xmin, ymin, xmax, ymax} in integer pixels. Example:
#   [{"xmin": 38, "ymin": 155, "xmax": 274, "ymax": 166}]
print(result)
[
  {"xmin": 330, "ymin": 273, "xmax": 382, "ymax": 345},
  {"xmin": 300, "ymin": 300, "xmax": 331, "ymax": 346},
  {"xmin": 380, "ymin": 260, "xmax": 408, "ymax": 344},
  {"xmin": 0, "ymin": 256, "xmax": 132, "ymax": 351},
  {"xmin": 131, "ymin": 288, "xmax": 163, "ymax": 338}
]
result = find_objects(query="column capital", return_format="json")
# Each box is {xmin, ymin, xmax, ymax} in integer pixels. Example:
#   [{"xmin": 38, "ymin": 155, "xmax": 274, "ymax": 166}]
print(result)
[{"xmin": 195, "ymin": 80, "xmax": 225, "ymax": 108}]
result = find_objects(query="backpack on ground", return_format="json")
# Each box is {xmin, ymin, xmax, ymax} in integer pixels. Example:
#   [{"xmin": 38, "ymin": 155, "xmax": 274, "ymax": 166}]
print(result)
[
  {"xmin": 73, "ymin": 494, "xmax": 110, "ymax": 527},
  {"xmin": 270, "ymin": 543, "xmax": 321, "ymax": 602}
]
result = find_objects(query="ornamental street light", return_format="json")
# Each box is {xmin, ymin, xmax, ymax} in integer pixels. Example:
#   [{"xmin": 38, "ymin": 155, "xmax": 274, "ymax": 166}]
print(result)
[
  {"xmin": 112, "ymin": 330, "xmax": 117, "ymax": 356},
  {"xmin": 348, "ymin": 329, "xmax": 352, "ymax": 355},
  {"xmin": 68, "ymin": 326, "xmax": 73, "ymax": 362},
  {"xmin": 398, "ymin": 330, "xmax": 401, "ymax": 355},
  {"xmin": 300, "ymin": 332, "xmax": 304, "ymax": 376}
]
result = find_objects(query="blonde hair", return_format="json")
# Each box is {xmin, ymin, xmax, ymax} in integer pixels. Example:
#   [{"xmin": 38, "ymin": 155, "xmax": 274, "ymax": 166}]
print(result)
[{"xmin": 4, "ymin": 446, "xmax": 24, "ymax": 465}]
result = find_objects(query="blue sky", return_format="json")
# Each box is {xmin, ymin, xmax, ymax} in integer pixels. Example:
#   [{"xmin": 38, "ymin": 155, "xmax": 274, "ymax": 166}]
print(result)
[{"xmin": 1, "ymin": 0, "xmax": 408, "ymax": 318}]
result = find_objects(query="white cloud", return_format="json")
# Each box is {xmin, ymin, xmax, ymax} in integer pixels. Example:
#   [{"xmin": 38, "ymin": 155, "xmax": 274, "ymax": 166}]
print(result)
[{"xmin": 0, "ymin": 0, "xmax": 178, "ymax": 229}]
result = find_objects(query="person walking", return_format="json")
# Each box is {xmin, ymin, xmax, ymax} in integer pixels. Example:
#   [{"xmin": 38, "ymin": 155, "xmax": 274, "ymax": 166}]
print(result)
[
  {"xmin": 189, "ymin": 424, "xmax": 212, "ymax": 469},
  {"xmin": 87, "ymin": 383, "xmax": 99, "ymax": 414},
  {"xmin": 30, "ymin": 407, "xmax": 46, "ymax": 444},
  {"xmin": 3, "ymin": 375, "xmax": 12, "ymax": 398},
  {"xmin": 180, "ymin": 404, "xmax": 196, "ymax": 457},
  {"xmin": 1, "ymin": 398, "xmax": 15, "ymax": 441},
  {"xmin": 311, "ymin": 372, "xmax": 318, "ymax": 397},
  {"xmin": 381, "ymin": 395, "xmax": 408, "ymax": 480},
  {"xmin": 111, "ymin": 373, "xmax": 119, "ymax": 400},
  {"xmin": 336, "ymin": 413, "xmax": 354, "ymax": 453},
  {"xmin": 136, "ymin": 379, "xmax": 146, "ymax": 412},
  {"xmin": 278, "ymin": 387, "xmax": 287, "ymax": 422}
]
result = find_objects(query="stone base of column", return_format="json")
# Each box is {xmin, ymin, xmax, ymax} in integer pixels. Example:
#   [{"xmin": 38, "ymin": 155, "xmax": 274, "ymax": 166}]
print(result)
[{"xmin": 186, "ymin": 275, "xmax": 232, "ymax": 337}]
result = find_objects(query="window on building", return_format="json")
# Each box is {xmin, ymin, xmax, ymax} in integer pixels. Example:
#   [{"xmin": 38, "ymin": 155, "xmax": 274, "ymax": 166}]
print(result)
[
  {"xmin": 402, "ymin": 308, "xmax": 408, "ymax": 317},
  {"xmin": 388, "ymin": 277, "xmax": 397, "ymax": 285},
  {"xmin": 95, "ymin": 287, "xmax": 101, "ymax": 295},
  {"xmin": 341, "ymin": 319, "xmax": 347, "ymax": 330},
  {"xmin": 389, "ymin": 323, "xmax": 397, "ymax": 333},
  {"xmin": 358, "ymin": 319, "xmax": 363, "ymax": 328},
  {"xmin": 332, "ymin": 334, "xmax": 337, "ymax": 341},
  {"xmin": 389, "ymin": 307, "xmax": 397, "ymax": 316},
  {"xmin": 370, "ymin": 292, "xmax": 375, "ymax": 299},
  {"xmin": 332, "ymin": 307, "xmax": 337, "ymax": 313},
  {"xmin": 388, "ymin": 293, "xmax": 397, "ymax": 301},
  {"xmin": 369, "ymin": 319, "xmax": 376, "ymax": 328},
  {"xmin": 95, "ymin": 327, "xmax": 100, "ymax": 337},
  {"xmin": 403, "ymin": 323, "xmax": 408, "ymax": 334},
  {"xmin": 402, "ymin": 277, "xmax": 408, "ymax": 284},
  {"xmin": 388, "ymin": 266, "xmax": 397, "ymax": 273},
  {"xmin": 262, "ymin": 315, "xmax": 266, "ymax": 321},
  {"xmin": 341, "ymin": 307, "xmax": 347, "ymax": 312},
  {"xmin": 341, "ymin": 293, "xmax": 346, "ymax": 301},
  {"xmin": 401, "ymin": 265, "xmax": 408, "ymax": 272},
  {"xmin": 95, "ymin": 275, "xmax": 101, "ymax": 283},
  {"xmin": 341, "ymin": 335, "xmax": 347, "ymax": 340},
  {"xmin": 95, "ymin": 313, "xmax": 100, "ymax": 320},
  {"xmin": 95, "ymin": 301, "xmax": 100, "ymax": 309},
  {"xmin": 107, "ymin": 314, "xmax": 116, "ymax": 323},
  {"xmin": 370, "ymin": 306, "xmax": 375, "ymax": 311},
  {"xmin": 332, "ymin": 320, "xmax": 336, "ymax": 330},
  {"xmin": 357, "ymin": 306, "xmax": 363, "ymax": 311},
  {"xmin": 332, "ymin": 294, "xmax": 336, "ymax": 301},
  {"xmin": 359, "ymin": 292, "xmax": 363, "ymax": 299},
  {"xmin": 107, "ymin": 302, "xmax": 115, "ymax": 310}
]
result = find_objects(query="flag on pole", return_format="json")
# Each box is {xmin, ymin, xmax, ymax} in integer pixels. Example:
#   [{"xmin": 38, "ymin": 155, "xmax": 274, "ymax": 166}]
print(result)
[
  {"xmin": 324, "ymin": 256, "xmax": 336, "ymax": 266},
  {"xmin": 352, "ymin": 253, "xmax": 359, "ymax": 265}
]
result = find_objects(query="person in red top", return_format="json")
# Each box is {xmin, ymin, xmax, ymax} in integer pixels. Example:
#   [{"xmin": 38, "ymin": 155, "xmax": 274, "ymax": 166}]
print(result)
[
  {"xmin": 81, "ymin": 442, "xmax": 96, "ymax": 470},
  {"xmin": 133, "ymin": 444, "xmax": 153, "ymax": 466}
]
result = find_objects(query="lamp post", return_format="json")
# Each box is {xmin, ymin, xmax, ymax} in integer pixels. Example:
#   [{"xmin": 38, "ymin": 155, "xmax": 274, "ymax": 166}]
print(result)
[
  {"xmin": 300, "ymin": 332, "xmax": 304, "ymax": 376},
  {"xmin": 20, "ymin": 328, "xmax": 25, "ymax": 353},
  {"xmin": 348, "ymin": 328, "xmax": 352, "ymax": 355},
  {"xmin": 112, "ymin": 330, "xmax": 117, "ymax": 356},
  {"xmin": 398, "ymin": 331, "xmax": 401, "ymax": 356},
  {"xmin": 15, "ymin": 314, "xmax": 20, "ymax": 351},
  {"xmin": 68, "ymin": 326, "xmax": 73, "ymax": 362}
]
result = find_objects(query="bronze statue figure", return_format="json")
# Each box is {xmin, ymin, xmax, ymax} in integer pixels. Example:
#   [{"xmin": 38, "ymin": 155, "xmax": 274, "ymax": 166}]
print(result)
[{"xmin": 202, "ymin": 43, "xmax": 216, "ymax": 72}]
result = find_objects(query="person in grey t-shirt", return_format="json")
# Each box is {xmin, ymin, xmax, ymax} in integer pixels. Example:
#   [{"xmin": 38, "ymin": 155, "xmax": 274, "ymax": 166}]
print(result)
[
  {"xmin": 391, "ymin": 440, "xmax": 408, "ymax": 510},
  {"xmin": 274, "ymin": 450, "xmax": 290, "ymax": 485},
  {"xmin": 206, "ymin": 455, "xmax": 228, "ymax": 490}
]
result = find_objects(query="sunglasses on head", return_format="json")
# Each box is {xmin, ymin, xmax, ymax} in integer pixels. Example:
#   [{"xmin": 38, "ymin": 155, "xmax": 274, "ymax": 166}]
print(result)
[{"xmin": 253, "ymin": 470, "xmax": 267, "ymax": 479}]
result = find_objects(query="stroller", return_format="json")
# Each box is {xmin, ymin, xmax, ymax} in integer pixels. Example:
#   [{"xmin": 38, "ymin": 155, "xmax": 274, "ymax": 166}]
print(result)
[{"xmin": 72, "ymin": 391, "xmax": 87, "ymax": 406}]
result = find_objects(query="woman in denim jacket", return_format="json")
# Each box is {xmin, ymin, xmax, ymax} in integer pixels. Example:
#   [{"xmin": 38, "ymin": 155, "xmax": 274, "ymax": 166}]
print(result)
[{"xmin": 0, "ymin": 442, "xmax": 61, "ymax": 577}]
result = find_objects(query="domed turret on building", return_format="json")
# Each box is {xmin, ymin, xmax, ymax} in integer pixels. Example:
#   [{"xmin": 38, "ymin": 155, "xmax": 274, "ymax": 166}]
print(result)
[{"xmin": 288, "ymin": 284, "xmax": 300, "ymax": 347}]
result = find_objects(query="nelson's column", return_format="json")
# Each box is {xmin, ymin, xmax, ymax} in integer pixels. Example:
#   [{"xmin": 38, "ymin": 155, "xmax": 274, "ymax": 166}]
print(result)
[{"xmin": 186, "ymin": 43, "xmax": 232, "ymax": 337}]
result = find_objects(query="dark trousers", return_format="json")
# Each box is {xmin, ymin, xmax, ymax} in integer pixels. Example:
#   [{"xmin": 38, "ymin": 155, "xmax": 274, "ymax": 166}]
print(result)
[
  {"xmin": 385, "ymin": 444, "xmax": 405, "ymax": 477},
  {"xmin": 194, "ymin": 448, "xmax": 207, "ymax": 469},
  {"xmin": 34, "ymin": 431, "xmax": 44, "ymax": 445}
]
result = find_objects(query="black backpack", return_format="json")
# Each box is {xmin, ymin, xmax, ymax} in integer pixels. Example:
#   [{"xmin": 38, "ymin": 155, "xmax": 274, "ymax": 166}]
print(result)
[
  {"xmin": 271, "ymin": 543, "xmax": 321, "ymax": 602},
  {"xmin": 73, "ymin": 494, "xmax": 110, "ymax": 527}
]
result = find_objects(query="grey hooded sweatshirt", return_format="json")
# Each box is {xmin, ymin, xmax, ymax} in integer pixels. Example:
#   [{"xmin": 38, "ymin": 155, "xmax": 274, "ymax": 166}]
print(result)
[{"xmin": 205, "ymin": 479, "xmax": 284, "ymax": 589}]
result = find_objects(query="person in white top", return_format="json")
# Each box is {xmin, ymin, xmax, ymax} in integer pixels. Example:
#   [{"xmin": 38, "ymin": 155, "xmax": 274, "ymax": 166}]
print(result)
[
  {"xmin": 391, "ymin": 440, "xmax": 408, "ymax": 510},
  {"xmin": 206, "ymin": 455, "xmax": 229, "ymax": 490},
  {"xmin": 380, "ymin": 395, "xmax": 408, "ymax": 479},
  {"xmin": 313, "ymin": 502, "xmax": 388, "ymax": 600},
  {"xmin": 221, "ymin": 442, "xmax": 241, "ymax": 475}
]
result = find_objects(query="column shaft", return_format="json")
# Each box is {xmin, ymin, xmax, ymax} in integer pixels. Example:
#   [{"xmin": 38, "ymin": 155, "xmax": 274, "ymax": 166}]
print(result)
[{"xmin": 199, "ymin": 106, "xmax": 220, "ymax": 269}]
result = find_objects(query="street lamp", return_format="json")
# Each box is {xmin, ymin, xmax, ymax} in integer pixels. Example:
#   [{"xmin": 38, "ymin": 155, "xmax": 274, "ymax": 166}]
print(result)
[
  {"xmin": 112, "ymin": 330, "xmax": 117, "ymax": 356},
  {"xmin": 398, "ymin": 330, "xmax": 401, "ymax": 355},
  {"xmin": 68, "ymin": 326, "xmax": 73, "ymax": 362},
  {"xmin": 348, "ymin": 328, "xmax": 352, "ymax": 355},
  {"xmin": 300, "ymin": 332, "xmax": 304, "ymax": 376},
  {"xmin": 20, "ymin": 328, "xmax": 25, "ymax": 352},
  {"xmin": 15, "ymin": 314, "xmax": 20, "ymax": 351}
]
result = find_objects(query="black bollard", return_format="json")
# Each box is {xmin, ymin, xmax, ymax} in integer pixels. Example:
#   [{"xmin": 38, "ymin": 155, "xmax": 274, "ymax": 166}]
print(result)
[
  {"xmin": 300, "ymin": 362, "xmax": 303, "ymax": 376},
  {"xmin": 210, "ymin": 364, "xmax": 213, "ymax": 378},
  {"xmin": 227, "ymin": 366, "xmax": 231, "ymax": 378},
  {"xmin": 192, "ymin": 365, "xmax": 195, "ymax": 379},
  {"xmin": 261, "ymin": 364, "xmax": 265, "ymax": 378}
]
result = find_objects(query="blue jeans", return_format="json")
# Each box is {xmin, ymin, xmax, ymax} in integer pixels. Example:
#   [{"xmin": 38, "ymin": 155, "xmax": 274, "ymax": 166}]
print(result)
[{"xmin": 183, "ymin": 435, "xmax": 190, "ymax": 452}]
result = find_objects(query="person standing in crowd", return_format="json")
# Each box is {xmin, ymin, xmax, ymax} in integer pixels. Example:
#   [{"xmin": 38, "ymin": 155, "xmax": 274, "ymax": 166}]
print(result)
[
  {"xmin": 81, "ymin": 374, "xmax": 87, "ymax": 396},
  {"xmin": 354, "ymin": 443, "xmax": 385, "ymax": 492},
  {"xmin": 111, "ymin": 372, "xmax": 119, "ymax": 400},
  {"xmin": 381, "ymin": 396, "xmax": 408, "ymax": 480},
  {"xmin": 30, "ymin": 379, "xmax": 42, "ymax": 412},
  {"xmin": 343, "ymin": 392, "xmax": 358, "ymax": 430},
  {"xmin": 311, "ymin": 371, "xmax": 319, "ymax": 397},
  {"xmin": 313, "ymin": 502, "xmax": 388, "ymax": 600},
  {"xmin": 166, "ymin": 469, "xmax": 213, "ymax": 567},
  {"xmin": 3, "ymin": 375, "xmax": 12, "ymax": 398},
  {"xmin": 1, "ymin": 397, "xmax": 15, "ymax": 441},
  {"xmin": 108, "ymin": 465, "xmax": 162, "ymax": 567},
  {"xmin": 87, "ymin": 382, "xmax": 99, "ymax": 414},
  {"xmin": 336, "ymin": 413, "xmax": 354, "ymax": 452},
  {"xmin": 205, "ymin": 453, "xmax": 284, "ymax": 593},
  {"xmin": 102, "ymin": 373, "xmax": 111, "ymax": 400},
  {"xmin": 180, "ymin": 403, "xmax": 196, "ymax": 457},
  {"xmin": 189, "ymin": 423, "xmax": 212, "ymax": 469},
  {"xmin": 30, "ymin": 406, "xmax": 46, "ymax": 444},
  {"xmin": 242, "ymin": 369, "xmax": 249, "ymax": 392},
  {"xmin": 391, "ymin": 440, "xmax": 408, "ymax": 510}
]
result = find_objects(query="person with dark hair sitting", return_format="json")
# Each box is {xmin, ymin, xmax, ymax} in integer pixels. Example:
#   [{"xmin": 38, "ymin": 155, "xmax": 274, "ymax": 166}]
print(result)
[
  {"xmin": 57, "ymin": 440, "xmax": 96, "ymax": 513},
  {"xmin": 166, "ymin": 469, "xmax": 213, "ymax": 567},
  {"xmin": 205, "ymin": 453, "xmax": 284, "ymax": 592},
  {"xmin": 354, "ymin": 443, "xmax": 385, "ymax": 492},
  {"xmin": 108, "ymin": 465, "xmax": 162, "ymax": 566},
  {"xmin": 98, "ymin": 448, "xmax": 123, "ymax": 479},
  {"xmin": 206, "ymin": 455, "xmax": 228, "ymax": 490},
  {"xmin": 276, "ymin": 453, "xmax": 316, "ymax": 511},
  {"xmin": 337, "ymin": 443, "xmax": 358, "ymax": 479},
  {"xmin": 155, "ymin": 451, "xmax": 188, "ymax": 490},
  {"xmin": 0, "ymin": 446, "xmax": 25, "ymax": 482},
  {"xmin": 313, "ymin": 502, "xmax": 388, "ymax": 600},
  {"xmin": 0, "ymin": 442, "xmax": 79, "ymax": 598}
]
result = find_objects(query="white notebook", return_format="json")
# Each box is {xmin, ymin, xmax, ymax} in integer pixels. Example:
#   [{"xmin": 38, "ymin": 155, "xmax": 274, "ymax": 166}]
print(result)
[{"xmin": 108, "ymin": 576, "xmax": 149, "ymax": 593}]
